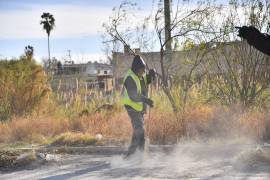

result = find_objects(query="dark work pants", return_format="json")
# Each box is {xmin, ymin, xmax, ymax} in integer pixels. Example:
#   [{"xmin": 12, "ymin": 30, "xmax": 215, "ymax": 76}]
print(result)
[{"xmin": 125, "ymin": 106, "xmax": 145, "ymax": 156}]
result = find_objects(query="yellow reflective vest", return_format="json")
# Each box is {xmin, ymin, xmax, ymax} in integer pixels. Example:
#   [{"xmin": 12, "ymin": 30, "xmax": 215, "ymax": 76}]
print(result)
[{"xmin": 122, "ymin": 69, "xmax": 147, "ymax": 112}]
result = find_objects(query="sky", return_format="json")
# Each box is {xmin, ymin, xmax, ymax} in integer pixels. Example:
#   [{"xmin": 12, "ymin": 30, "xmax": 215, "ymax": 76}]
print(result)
[
  {"xmin": 0, "ymin": 0, "xmax": 228, "ymax": 64},
  {"xmin": 0, "ymin": 0, "xmax": 155, "ymax": 63}
]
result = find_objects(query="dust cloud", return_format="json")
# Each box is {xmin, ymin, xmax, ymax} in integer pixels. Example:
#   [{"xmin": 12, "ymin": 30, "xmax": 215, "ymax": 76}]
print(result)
[{"xmin": 108, "ymin": 139, "xmax": 270, "ymax": 179}]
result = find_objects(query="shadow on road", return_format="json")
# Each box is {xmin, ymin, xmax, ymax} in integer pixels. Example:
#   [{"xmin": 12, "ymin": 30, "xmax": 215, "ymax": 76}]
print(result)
[{"xmin": 41, "ymin": 161, "xmax": 110, "ymax": 180}]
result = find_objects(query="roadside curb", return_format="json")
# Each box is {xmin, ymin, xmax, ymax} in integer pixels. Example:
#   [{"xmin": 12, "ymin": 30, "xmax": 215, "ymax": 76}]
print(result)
[{"xmin": 9, "ymin": 145, "xmax": 176, "ymax": 155}]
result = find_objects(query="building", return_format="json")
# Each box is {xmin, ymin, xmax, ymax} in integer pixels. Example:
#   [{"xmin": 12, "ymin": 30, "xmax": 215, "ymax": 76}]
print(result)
[
  {"xmin": 112, "ymin": 47, "xmax": 206, "ymax": 89},
  {"xmin": 52, "ymin": 61, "xmax": 114, "ymax": 94},
  {"xmin": 111, "ymin": 42, "xmax": 245, "ymax": 89}
]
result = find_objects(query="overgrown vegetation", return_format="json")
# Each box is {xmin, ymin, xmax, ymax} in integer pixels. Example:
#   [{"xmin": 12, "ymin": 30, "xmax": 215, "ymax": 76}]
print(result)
[
  {"xmin": 0, "ymin": 56, "xmax": 49, "ymax": 121},
  {"xmin": 1, "ymin": 0, "xmax": 270, "ymax": 146},
  {"xmin": 1, "ymin": 82, "xmax": 270, "ymax": 145}
]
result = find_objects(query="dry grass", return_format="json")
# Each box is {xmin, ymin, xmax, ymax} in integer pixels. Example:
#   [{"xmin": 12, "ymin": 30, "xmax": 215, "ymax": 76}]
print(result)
[
  {"xmin": 146, "ymin": 110, "xmax": 182, "ymax": 144},
  {"xmin": 183, "ymin": 105, "xmax": 270, "ymax": 142},
  {"xmin": 1, "ymin": 103, "xmax": 270, "ymax": 146},
  {"xmin": 0, "ymin": 116, "xmax": 70, "ymax": 143},
  {"xmin": 51, "ymin": 132, "xmax": 97, "ymax": 146},
  {"xmin": 2, "ymin": 59, "xmax": 270, "ymax": 146},
  {"xmin": 0, "ymin": 111, "xmax": 132, "ymax": 145}
]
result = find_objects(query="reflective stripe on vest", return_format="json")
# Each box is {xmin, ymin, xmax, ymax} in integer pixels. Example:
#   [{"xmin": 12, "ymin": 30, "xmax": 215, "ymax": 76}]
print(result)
[{"xmin": 122, "ymin": 69, "xmax": 147, "ymax": 112}]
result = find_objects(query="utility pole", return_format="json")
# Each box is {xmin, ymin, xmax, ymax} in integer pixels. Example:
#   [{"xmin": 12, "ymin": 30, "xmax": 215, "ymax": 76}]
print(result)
[
  {"xmin": 67, "ymin": 49, "xmax": 72, "ymax": 62},
  {"xmin": 164, "ymin": 0, "xmax": 172, "ymax": 51},
  {"xmin": 163, "ymin": 0, "xmax": 172, "ymax": 87}
]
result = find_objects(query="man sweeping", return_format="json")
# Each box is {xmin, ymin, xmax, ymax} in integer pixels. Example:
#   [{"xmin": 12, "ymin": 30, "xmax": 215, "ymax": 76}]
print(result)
[{"xmin": 122, "ymin": 55, "xmax": 156, "ymax": 158}]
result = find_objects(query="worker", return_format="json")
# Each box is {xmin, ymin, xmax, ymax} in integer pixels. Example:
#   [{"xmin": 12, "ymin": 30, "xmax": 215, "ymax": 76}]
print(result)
[
  {"xmin": 122, "ymin": 55, "xmax": 156, "ymax": 158},
  {"xmin": 236, "ymin": 26, "xmax": 270, "ymax": 56}
]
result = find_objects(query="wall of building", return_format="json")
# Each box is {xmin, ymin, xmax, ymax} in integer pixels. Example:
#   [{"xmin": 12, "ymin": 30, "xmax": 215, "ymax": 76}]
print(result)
[
  {"xmin": 112, "ymin": 49, "xmax": 207, "ymax": 89},
  {"xmin": 52, "ymin": 61, "xmax": 113, "ymax": 93}
]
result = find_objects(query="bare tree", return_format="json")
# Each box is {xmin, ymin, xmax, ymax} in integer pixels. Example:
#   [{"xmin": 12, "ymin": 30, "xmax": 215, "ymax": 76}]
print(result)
[
  {"xmin": 103, "ymin": 0, "xmax": 220, "ymax": 113},
  {"xmin": 101, "ymin": 35, "xmax": 121, "ymax": 64},
  {"xmin": 153, "ymin": 0, "xmax": 221, "ymax": 112},
  {"xmin": 203, "ymin": 0, "xmax": 270, "ymax": 107}
]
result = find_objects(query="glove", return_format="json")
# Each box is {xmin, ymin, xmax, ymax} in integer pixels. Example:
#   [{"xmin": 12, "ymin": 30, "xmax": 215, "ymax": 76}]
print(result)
[
  {"xmin": 236, "ymin": 26, "xmax": 260, "ymax": 40},
  {"xmin": 236, "ymin": 26, "xmax": 249, "ymax": 39},
  {"xmin": 144, "ymin": 98, "xmax": 154, "ymax": 108},
  {"xmin": 149, "ymin": 69, "xmax": 156, "ymax": 81},
  {"xmin": 236, "ymin": 26, "xmax": 262, "ymax": 46}
]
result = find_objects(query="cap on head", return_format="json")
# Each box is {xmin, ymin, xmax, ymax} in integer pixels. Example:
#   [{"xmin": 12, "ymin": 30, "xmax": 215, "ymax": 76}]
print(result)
[{"xmin": 131, "ymin": 55, "xmax": 146, "ymax": 73}]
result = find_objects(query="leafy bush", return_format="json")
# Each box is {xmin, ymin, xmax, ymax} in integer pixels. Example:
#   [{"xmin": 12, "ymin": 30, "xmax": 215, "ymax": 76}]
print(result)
[{"xmin": 0, "ymin": 57, "xmax": 49, "ymax": 120}]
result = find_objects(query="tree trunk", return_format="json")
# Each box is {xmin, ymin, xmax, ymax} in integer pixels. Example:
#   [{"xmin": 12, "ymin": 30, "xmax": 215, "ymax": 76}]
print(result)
[
  {"xmin": 47, "ymin": 35, "xmax": 51, "ymax": 71},
  {"xmin": 162, "ymin": 0, "xmax": 177, "ymax": 113},
  {"xmin": 160, "ymin": 49, "xmax": 167, "ymax": 87},
  {"xmin": 164, "ymin": 0, "xmax": 172, "ymax": 51},
  {"xmin": 163, "ymin": 86, "xmax": 177, "ymax": 113},
  {"xmin": 160, "ymin": 48, "xmax": 178, "ymax": 113}
]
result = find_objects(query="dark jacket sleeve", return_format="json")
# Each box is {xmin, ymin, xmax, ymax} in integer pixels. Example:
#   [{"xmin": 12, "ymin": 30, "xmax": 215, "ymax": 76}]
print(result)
[
  {"xmin": 243, "ymin": 26, "xmax": 270, "ymax": 56},
  {"xmin": 124, "ymin": 76, "xmax": 148, "ymax": 102}
]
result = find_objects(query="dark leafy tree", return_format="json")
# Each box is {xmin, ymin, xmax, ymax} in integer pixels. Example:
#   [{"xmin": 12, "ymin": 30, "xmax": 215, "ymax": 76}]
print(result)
[
  {"xmin": 40, "ymin": 12, "xmax": 55, "ymax": 71},
  {"xmin": 24, "ymin": 45, "xmax": 34, "ymax": 60}
]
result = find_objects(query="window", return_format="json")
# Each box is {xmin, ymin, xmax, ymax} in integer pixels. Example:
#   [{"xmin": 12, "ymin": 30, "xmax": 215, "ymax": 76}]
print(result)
[
  {"xmin": 104, "ymin": 70, "xmax": 107, "ymax": 74},
  {"xmin": 97, "ymin": 69, "xmax": 100, "ymax": 74}
]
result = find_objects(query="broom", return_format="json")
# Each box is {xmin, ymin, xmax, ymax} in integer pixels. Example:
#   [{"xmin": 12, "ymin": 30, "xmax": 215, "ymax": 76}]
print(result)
[{"xmin": 145, "ymin": 75, "xmax": 154, "ymax": 155}]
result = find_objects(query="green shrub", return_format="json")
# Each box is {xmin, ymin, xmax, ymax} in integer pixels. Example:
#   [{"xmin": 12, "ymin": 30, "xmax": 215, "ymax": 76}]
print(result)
[{"xmin": 0, "ymin": 57, "xmax": 49, "ymax": 120}]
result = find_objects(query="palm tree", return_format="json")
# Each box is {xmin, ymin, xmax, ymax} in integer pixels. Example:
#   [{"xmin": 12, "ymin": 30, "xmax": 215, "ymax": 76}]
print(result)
[{"xmin": 40, "ymin": 12, "xmax": 55, "ymax": 70}]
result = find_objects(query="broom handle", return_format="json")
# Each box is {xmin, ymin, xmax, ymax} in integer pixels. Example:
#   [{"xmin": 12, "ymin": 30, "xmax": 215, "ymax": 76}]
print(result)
[{"xmin": 147, "ymin": 76, "xmax": 153, "ymax": 138}]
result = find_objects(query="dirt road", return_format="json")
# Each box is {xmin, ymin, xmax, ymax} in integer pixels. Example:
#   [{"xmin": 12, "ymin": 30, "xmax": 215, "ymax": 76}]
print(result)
[{"xmin": 1, "ymin": 143, "xmax": 270, "ymax": 179}]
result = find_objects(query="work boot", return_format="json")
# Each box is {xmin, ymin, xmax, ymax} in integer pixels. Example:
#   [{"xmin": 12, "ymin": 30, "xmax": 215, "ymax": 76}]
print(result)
[
  {"xmin": 123, "ymin": 153, "xmax": 131, "ymax": 160},
  {"xmin": 123, "ymin": 150, "xmax": 135, "ymax": 160}
]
